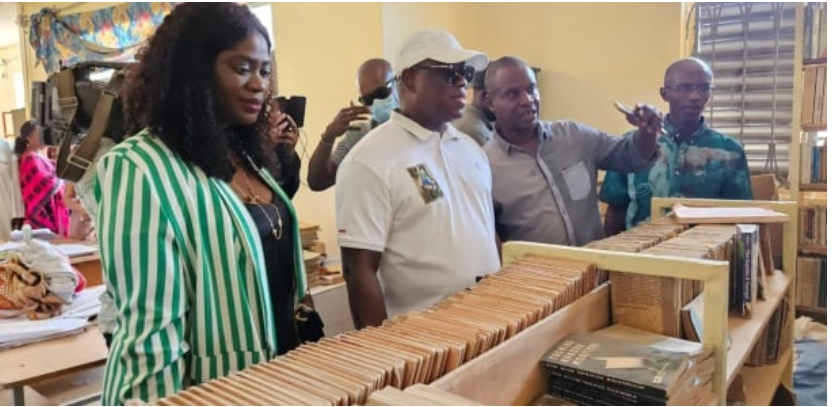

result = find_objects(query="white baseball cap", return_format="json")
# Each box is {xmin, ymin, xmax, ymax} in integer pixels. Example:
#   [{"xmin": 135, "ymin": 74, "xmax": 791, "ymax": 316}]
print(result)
[{"xmin": 393, "ymin": 28, "xmax": 488, "ymax": 77}]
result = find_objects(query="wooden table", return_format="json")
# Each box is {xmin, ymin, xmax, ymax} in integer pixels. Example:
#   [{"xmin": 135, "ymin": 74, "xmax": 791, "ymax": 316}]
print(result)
[
  {"xmin": 1, "ymin": 240, "xmax": 106, "ymax": 406},
  {"xmin": 0, "ymin": 326, "xmax": 108, "ymax": 406}
]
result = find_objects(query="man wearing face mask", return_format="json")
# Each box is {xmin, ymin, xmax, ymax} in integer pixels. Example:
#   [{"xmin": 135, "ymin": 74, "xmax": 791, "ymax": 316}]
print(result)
[
  {"xmin": 452, "ymin": 69, "xmax": 495, "ymax": 146},
  {"xmin": 307, "ymin": 58, "xmax": 398, "ymax": 191}
]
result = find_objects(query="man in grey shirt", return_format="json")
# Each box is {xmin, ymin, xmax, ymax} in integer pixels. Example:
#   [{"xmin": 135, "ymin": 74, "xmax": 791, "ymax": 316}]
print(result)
[
  {"xmin": 308, "ymin": 58, "xmax": 398, "ymax": 191},
  {"xmin": 452, "ymin": 70, "xmax": 495, "ymax": 146},
  {"xmin": 484, "ymin": 56, "xmax": 662, "ymax": 246}
]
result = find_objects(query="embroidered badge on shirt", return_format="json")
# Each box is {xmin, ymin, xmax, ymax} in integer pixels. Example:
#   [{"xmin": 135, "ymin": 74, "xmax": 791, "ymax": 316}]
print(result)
[{"xmin": 407, "ymin": 164, "xmax": 444, "ymax": 204}]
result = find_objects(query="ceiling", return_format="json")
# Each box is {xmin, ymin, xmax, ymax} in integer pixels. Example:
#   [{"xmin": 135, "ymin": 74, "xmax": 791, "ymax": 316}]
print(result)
[{"xmin": 0, "ymin": 3, "xmax": 20, "ymax": 49}]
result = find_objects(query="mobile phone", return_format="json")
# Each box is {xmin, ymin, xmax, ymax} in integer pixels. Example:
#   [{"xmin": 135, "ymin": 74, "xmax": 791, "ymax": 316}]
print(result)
[{"xmin": 274, "ymin": 95, "xmax": 306, "ymax": 128}]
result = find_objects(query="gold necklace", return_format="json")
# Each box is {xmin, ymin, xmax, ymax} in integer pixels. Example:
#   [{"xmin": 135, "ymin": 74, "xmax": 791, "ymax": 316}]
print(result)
[{"xmin": 232, "ymin": 170, "xmax": 284, "ymax": 240}]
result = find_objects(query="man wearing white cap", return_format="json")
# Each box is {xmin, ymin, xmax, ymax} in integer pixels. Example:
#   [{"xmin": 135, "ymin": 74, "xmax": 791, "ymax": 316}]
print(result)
[{"xmin": 336, "ymin": 29, "xmax": 500, "ymax": 328}]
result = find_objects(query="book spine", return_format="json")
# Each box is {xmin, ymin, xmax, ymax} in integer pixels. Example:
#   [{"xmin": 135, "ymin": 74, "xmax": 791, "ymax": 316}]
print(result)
[
  {"xmin": 821, "ymin": 259, "xmax": 827, "ymax": 308},
  {"xmin": 764, "ymin": 301, "xmax": 782, "ymax": 364},
  {"xmin": 543, "ymin": 362, "xmax": 668, "ymax": 400},
  {"xmin": 548, "ymin": 372, "xmax": 667, "ymax": 405},
  {"xmin": 802, "ymin": 66, "xmax": 817, "ymax": 125},
  {"xmin": 813, "ymin": 66, "xmax": 826, "ymax": 125},
  {"xmin": 801, "ymin": 139, "xmax": 812, "ymax": 184},
  {"xmin": 547, "ymin": 386, "xmax": 616, "ymax": 406},
  {"xmin": 812, "ymin": 146, "xmax": 821, "ymax": 183}
]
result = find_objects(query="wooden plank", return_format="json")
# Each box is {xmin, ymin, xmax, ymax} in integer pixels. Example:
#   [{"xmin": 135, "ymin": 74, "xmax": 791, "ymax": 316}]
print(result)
[
  {"xmin": 799, "ymin": 245, "xmax": 827, "ymax": 256},
  {"xmin": 799, "ymin": 183, "xmax": 828, "ymax": 192},
  {"xmin": 740, "ymin": 349, "xmax": 792, "ymax": 407},
  {"xmin": 796, "ymin": 305, "xmax": 827, "ymax": 315},
  {"xmin": 0, "ymin": 326, "xmax": 107, "ymax": 389},
  {"xmin": 726, "ymin": 271, "xmax": 790, "ymax": 385},
  {"xmin": 70, "ymin": 256, "xmax": 102, "ymax": 287},
  {"xmin": 429, "ymin": 285, "xmax": 610, "ymax": 406},
  {"xmin": 672, "ymin": 204, "xmax": 789, "ymax": 224}
]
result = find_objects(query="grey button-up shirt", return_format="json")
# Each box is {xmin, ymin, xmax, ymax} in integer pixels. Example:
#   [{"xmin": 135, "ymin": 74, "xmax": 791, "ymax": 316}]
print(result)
[
  {"xmin": 485, "ymin": 120, "xmax": 657, "ymax": 246},
  {"xmin": 452, "ymin": 104, "xmax": 494, "ymax": 147}
]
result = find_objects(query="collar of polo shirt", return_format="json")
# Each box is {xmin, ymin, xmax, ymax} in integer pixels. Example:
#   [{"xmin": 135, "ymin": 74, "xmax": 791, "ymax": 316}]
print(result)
[
  {"xmin": 391, "ymin": 110, "xmax": 460, "ymax": 141},
  {"xmin": 493, "ymin": 121, "xmax": 551, "ymax": 155}
]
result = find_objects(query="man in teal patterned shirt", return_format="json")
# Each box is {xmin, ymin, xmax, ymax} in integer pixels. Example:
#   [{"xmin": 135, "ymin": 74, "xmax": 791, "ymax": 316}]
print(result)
[{"xmin": 600, "ymin": 58, "xmax": 752, "ymax": 235}]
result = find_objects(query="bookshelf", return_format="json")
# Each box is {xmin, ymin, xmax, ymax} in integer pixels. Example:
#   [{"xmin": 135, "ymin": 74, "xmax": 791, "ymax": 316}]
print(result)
[
  {"xmin": 790, "ymin": 5, "xmax": 827, "ymax": 324},
  {"xmin": 430, "ymin": 198, "xmax": 799, "ymax": 406},
  {"xmin": 798, "ymin": 183, "xmax": 827, "ymax": 191},
  {"xmin": 651, "ymin": 198, "xmax": 798, "ymax": 407}
]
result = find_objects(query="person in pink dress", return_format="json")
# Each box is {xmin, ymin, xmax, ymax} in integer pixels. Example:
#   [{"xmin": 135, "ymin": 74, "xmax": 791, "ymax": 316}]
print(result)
[{"xmin": 14, "ymin": 121, "xmax": 70, "ymax": 236}]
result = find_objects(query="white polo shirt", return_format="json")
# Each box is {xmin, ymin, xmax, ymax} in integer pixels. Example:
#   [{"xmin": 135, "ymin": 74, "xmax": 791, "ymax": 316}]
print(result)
[{"xmin": 336, "ymin": 111, "xmax": 500, "ymax": 317}]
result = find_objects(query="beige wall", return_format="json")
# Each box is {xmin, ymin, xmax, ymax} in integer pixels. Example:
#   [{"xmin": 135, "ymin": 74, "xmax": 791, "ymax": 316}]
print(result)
[
  {"xmin": 272, "ymin": 2, "xmax": 384, "ymax": 256},
  {"xmin": 0, "ymin": 44, "xmax": 24, "ymax": 135},
  {"xmin": 466, "ymin": 3, "xmax": 684, "ymax": 136},
  {"xmin": 16, "ymin": 2, "xmax": 685, "ymax": 261}
]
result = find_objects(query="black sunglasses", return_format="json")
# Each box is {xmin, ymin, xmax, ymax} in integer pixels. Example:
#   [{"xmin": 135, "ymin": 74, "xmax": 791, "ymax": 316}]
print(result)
[
  {"xmin": 358, "ymin": 78, "xmax": 395, "ymax": 106},
  {"xmin": 409, "ymin": 64, "xmax": 476, "ymax": 84}
]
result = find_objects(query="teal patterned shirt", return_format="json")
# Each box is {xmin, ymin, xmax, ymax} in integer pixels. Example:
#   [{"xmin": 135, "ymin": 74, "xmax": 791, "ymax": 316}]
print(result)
[{"xmin": 599, "ymin": 119, "xmax": 752, "ymax": 229}]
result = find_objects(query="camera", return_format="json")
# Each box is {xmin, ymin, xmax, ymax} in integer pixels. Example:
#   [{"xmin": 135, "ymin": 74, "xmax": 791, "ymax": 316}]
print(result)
[
  {"xmin": 274, "ymin": 96, "xmax": 306, "ymax": 128},
  {"xmin": 31, "ymin": 61, "xmax": 132, "ymax": 147}
]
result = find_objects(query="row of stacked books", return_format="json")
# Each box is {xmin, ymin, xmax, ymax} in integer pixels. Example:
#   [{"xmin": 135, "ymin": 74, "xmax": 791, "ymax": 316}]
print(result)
[
  {"xmin": 540, "ymin": 324, "xmax": 715, "ymax": 406},
  {"xmin": 592, "ymin": 221, "xmax": 773, "ymax": 338},
  {"xmin": 744, "ymin": 297, "xmax": 791, "ymax": 366},
  {"xmin": 299, "ymin": 221, "xmax": 326, "ymax": 287},
  {"xmin": 800, "ymin": 133, "xmax": 827, "ymax": 184},
  {"xmin": 365, "ymin": 384, "xmax": 481, "ymax": 406},
  {"xmin": 799, "ymin": 204, "xmax": 827, "ymax": 247},
  {"xmin": 155, "ymin": 254, "xmax": 598, "ymax": 406},
  {"xmin": 800, "ymin": 63, "xmax": 827, "ymax": 129},
  {"xmin": 584, "ymin": 222, "xmax": 688, "ymax": 285},
  {"xmin": 796, "ymin": 256, "xmax": 827, "ymax": 309}
]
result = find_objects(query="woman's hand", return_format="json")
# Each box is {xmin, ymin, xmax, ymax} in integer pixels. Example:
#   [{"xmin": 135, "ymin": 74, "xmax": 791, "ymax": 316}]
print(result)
[{"xmin": 269, "ymin": 109, "xmax": 299, "ymax": 154}]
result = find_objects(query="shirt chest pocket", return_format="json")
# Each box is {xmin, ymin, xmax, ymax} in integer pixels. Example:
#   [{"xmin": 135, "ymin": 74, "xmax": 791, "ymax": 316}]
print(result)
[{"xmin": 561, "ymin": 161, "xmax": 591, "ymax": 201}]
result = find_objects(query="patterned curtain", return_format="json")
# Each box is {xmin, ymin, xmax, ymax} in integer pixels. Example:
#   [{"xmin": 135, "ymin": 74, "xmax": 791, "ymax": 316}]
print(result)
[{"xmin": 28, "ymin": 2, "xmax": 175, "ymax": 74}]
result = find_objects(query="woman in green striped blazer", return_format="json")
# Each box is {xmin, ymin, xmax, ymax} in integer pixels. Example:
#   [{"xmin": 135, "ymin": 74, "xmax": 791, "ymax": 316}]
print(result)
[{"xmin": 94, "ymin": 4, "xmax": 307, "ymax": 404}]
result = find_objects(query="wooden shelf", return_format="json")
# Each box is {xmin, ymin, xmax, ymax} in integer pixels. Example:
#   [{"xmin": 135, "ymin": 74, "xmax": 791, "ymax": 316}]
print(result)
[
  {"xmin": 799, "ymin": 183, "xmax": 827, "ymax": 191},
  {"xmin": 796, "ymin": 305, "xmax": 827, "ymax": 315},
  {"xmin": 799, "ymin": 245, "xmax": 827, "ymax": 255},
  {"xmin": 741, "ymin": 349, "xmax": 792, "ymax": 407},
  {"xmin": 800, "ymin": 124, "xmax": 827, "ymax": 132},
  {"xmin": 726, "ymin": 271, "xmax": 790, "ymax": 385}
]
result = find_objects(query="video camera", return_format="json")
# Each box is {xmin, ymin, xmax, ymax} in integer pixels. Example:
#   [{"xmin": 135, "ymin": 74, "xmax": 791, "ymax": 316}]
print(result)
[{"xmin": 30, "ymin": 61, "xmax": 132, "ymax": 181}]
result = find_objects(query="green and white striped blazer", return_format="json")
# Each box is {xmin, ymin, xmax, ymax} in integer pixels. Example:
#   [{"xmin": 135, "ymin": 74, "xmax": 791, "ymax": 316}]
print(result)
[{"xmin": 94, "ymin": 132, "xmax": 307, "ymax": 405}]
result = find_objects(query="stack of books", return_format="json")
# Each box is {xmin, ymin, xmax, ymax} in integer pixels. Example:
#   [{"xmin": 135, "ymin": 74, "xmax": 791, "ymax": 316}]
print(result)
[
  {"xmin": 745, "ymin": 297, "xmax": 791, "ymax": 366},
  {"xmin": 365, "ymin": 384, "xmax": 482, "ymax": 406},
  {"xmin": 299, "ymin": 220, "xmax": 322, "ymax": 251},
  {"xmin": 800, "ymin": 132, "xmax": 827, "ymax": 184},
  {"xmin": 799, "ymin": 204, "xmax": 827, "ymax": 247},
  {"xmin": 540, "ymin": 325, "xmax": 715, "ymax": 406},
  {"xmin": 796, "ymin": 256, "xmax": 827, "ymax": 309},
  {"xmin": 155, "ymin": 254, "xmax": 599, "ymax": 406},
  {"xmin": 584, "ymin": 222, "xmax": 687, "ymax": 284},
  {"xmin": 303, "ymin": 250, "xmax": 322, "ymax": 287}
]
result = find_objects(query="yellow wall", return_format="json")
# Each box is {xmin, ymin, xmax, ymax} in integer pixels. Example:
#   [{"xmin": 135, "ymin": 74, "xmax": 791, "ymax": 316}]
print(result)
[
  {"xmin": 0, "ymin": 44, "xmax": 24, "ymax": 127},
  {"xmin": 272, "ymin": 2, "xmax": 384, "ymax": 256},
  {"xmin": 466, "ymin": 3, "xmax": 684, "ymax": 136},
  {"xmin": 381, "ymin": 3, "xmax": 477, "ymax": 61}
]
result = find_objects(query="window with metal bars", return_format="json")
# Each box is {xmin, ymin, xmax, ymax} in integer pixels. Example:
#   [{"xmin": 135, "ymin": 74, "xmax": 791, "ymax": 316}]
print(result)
[{"xmin": 692, "ymin": 2, "xmax": 795, "ymax": 181}]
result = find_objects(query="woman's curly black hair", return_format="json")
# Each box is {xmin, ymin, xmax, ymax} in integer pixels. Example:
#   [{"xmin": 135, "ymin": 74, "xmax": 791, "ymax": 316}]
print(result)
[{"xmin": 124, "ymin": 2, "xmax": 276, "ymax": 181}]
